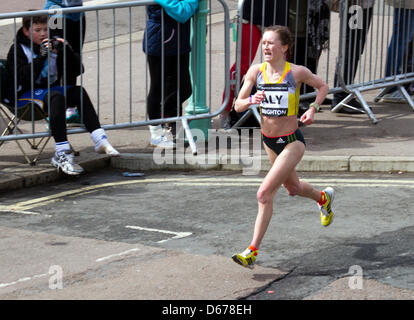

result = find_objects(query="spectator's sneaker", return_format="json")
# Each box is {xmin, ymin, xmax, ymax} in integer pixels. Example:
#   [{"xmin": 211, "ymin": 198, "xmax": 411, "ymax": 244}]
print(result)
[
  {"xmin": 319, "ymin": 187, "xmax": 335, "ymax": 227},
  {"xmin": 66, "ymin": 107, "xmax": 82, "ymax": 127},
  {"xmin": 51, "ymin": 151, "xmax": 84, "ymax": 176},
  {"xmin": 95, "ymin": 143, "xmax": 120, "ymax": 157},
  {"xmin": 150, "ymin": 135, "xmax": 175, "ymax": 149},
  {"xmin": 232, "ymin": 247, "xmax": 258, "ymax": 269}
]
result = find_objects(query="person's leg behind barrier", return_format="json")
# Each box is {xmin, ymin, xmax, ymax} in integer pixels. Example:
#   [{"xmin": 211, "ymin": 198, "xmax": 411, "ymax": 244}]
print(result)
[
  {"xmin": 66, "ymin": 86, "xmax": 119, "ymax": 156},
  {"xmin": 383, "ymin": 8, "xmax": 414, "ymax": 102},
  {"xmin": 333, "ymin": 7, "xmax": 372, "ymax": 113},
  {"xmin": 44, "ymin": 90, "xmax": 84, "ymax": 175}
]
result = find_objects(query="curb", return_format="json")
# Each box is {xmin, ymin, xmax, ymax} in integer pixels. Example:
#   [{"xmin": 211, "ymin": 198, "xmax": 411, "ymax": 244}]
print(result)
[
  {"xmin": 0, "ymin": 154, "xmax": 110, "ymax": 193},
  {"xmin": 111, "ymin": 153, "xmax": 414, "ymax": 174},
  {"xmin": 1, "ymin": 153, "xmax": 413, "ymax": 193},
  {"xmin": 349, "ymin": 156, "xmax": 414, "ymax": 173}
]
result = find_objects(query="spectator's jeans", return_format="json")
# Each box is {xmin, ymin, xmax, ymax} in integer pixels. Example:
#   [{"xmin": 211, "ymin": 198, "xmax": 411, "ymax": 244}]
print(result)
[{"xmin": 385, "ymin": 8, "xmax": 414, "ymax": 80}]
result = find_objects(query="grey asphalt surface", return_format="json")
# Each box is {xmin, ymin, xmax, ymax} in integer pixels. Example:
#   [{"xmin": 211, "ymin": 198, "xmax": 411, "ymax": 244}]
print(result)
[
  {"xmin": 0, "ymin": 0, "xmax": 414, "ymax": 303},
  {"xmin": 1, "ymin": 169, "xmax": 414, "ymax": 301}
]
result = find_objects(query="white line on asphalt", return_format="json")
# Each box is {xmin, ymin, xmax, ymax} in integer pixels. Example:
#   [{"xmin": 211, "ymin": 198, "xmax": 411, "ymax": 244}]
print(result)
[
  {"xmin": 125, "ymin": 225, "xmax": 192, "ymax": 243},
  {"xmin": 0, "ymin": 208, "xmax": 40, "ymax": 215},
  {"xmin": 0, "ymin": 247, "xmax": 141, "ymax": 290},
  {"xmin": 95, "ymin": 248, "xmax": 141, "ymax": 262},
  {"xmin": 0, "ymin": 273, "xmax": 48, "ymax": 289},
  {"xmin": 302, "ymin": 178, "xmax": 414, "ymax": 184},
  {"xmin": 314, "ymin": 183, "xmax": 414, "ymax": 188},
  {"xmin": 173, "ymin": 180, "xmax": 414, "ymax": 188},
  {"xmin": 174, "ymin": 183, "xmax": 414, "ymax": 188},
  {"xmin": 178, "ymin": 178, "xmax": 414, "ymax": 184},
  {"xmin": 174, "ymin": 182, "xmax": 262, "ymax": 187}
]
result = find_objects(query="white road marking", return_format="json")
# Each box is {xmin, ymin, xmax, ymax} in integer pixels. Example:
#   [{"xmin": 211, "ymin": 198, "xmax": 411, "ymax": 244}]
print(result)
[
  {"xmin": 0, "ymin": 273, "xmax": 48, "ymax": 289},
  {"xmin": 0, "ymin": 209, "xmax": 40, "ymax": 215},
  {"xmin": 173, "ymin": 177, "xmax": 414, "ymax": 188},
  {"xmin": 178, "ymin": 178, "xmax": 414, "ymax": 184},
  {"xmin": 173, "ymin": 182, "xmax": 414, "ymax": 188},
  {"xmin": 125, "ymin": 225, "xmax": 192, "ymax": 243},
  {"xmin": 95, "ymin": 248, "xmax": 141, "ymax": 262},
  {"xmin": 0, "ymin": 248, "xmax": 141, "ymax": 290},
  {"xmin": 174, "ymin": 182, "xmax": 262, "ymax": 187}
]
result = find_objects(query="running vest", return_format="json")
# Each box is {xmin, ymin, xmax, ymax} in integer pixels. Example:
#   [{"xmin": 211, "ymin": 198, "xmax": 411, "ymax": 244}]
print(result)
[{"xmin": 256, "ymin": 62, "xmax": 300, "ymax": 117}]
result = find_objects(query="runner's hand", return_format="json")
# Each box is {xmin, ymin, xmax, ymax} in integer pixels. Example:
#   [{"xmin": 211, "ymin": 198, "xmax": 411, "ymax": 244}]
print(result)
[
  {"xmin": 299, "ymin": 108, "xmax": 315, "ymax": 126},
  {"xmin": 250, "ymin": 90, "xmax": 265, "ymax": 104}
]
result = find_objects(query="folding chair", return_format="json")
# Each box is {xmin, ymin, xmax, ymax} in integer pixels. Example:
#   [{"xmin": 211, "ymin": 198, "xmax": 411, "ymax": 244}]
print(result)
[{"xmin": 0, "ymin": 58, "xmax": 52, "ymax": 165}]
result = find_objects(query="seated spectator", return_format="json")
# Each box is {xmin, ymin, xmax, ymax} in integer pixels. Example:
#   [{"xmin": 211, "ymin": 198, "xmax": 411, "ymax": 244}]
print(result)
[{"xmin": 7, "ymin": 13, "xmax": 119, "ymax": 175}]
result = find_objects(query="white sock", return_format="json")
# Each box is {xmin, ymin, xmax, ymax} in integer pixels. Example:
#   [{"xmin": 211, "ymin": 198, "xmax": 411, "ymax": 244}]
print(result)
[
  {"xmin": 149, "ymin": 125, "xmax": 163, "ymax": 139},
  {"xmin": 91, "ymin": 128, "xmax": 119, "ymax": 156},
  {"xmin": 90, "ymin": 128, "xmax": 109, "ymax": 150},
  {"xmin": 55, "ymin": 141, "xmax": 71, "ymax": 155}
]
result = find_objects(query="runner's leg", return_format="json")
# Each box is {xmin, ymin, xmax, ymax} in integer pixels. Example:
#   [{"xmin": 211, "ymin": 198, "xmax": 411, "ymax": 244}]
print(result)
[{"xmin": 250, "ymin": 141, "xmax": 305, "ymax": 249}]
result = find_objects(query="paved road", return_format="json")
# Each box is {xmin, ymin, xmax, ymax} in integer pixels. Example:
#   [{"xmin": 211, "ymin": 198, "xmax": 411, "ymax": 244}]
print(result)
[
  {"xmin": 0, "ymin": 169, "xmax": 413, "ymax": 300},
  {"xmin": 1, "ymin": 0, "xmax": 413, "ymax": 303}
]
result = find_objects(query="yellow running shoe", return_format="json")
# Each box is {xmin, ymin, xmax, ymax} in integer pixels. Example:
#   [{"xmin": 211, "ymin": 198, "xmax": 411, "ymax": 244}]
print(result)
[
  {"xmin": 232, "ymin": 247, "xmax": 258, "ymax": 269},
  {"xmin": 319, "ymin": 187, "xmax": 335, "ymax": 227}
]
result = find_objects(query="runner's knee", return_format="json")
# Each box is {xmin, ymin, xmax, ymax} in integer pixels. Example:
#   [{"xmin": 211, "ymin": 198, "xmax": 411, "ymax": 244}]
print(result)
[{"xmin": 257, "ymin": 187, "xmax": 274, "ymax": 204}]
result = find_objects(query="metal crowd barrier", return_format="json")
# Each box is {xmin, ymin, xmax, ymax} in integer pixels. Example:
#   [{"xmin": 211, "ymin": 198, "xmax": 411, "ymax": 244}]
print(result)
[
  {"xmin": 0, "ymin": 0, "xmax": 231, "ymax": 158},
  {"xmin": 335, "ymin": 0, "xmax": 414, "ymax": 123},
  {"xmin": 230, "ymin": 0, "xmax": 414, "ymax": 126}
]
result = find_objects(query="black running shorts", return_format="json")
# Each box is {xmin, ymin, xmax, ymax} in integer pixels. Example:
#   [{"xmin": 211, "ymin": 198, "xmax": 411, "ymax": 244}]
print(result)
[{"xmin": 262, "ymin": 128, "xmax": 306, "ymax": 155}]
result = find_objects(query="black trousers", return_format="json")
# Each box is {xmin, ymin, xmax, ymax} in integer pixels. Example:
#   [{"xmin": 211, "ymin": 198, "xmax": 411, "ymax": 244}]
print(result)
[
  {"xmin": 43, "ymin": 86, "xmax": 101, "ymax": 143},
  {"xmin": 146, "ymin": 54, "xmax": 192, "ymax": 120}
]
